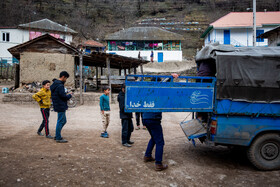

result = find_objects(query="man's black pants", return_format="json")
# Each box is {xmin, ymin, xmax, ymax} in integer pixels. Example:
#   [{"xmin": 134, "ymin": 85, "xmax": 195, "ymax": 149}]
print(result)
[
  {"xmin": 121, "ymin": 119, "xmax": 133, "ymax": 144},
  {"xmin": 135, "ymin": 112, "xmax": 143, "ymax": 126}
]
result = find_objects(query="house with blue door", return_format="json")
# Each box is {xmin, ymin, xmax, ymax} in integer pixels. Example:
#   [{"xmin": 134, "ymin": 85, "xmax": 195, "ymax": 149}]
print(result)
[
  {"xmin": 104, "ymin": 27, "xmax": 184, "ymax": 62},
  {"xmin": 201, "ymin": 12, "xmax": 280, "ymax": 47}
]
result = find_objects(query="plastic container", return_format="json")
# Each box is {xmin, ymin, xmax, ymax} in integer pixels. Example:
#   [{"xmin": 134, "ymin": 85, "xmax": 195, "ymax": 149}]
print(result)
[{"xmin": 2, "ymin": 87, "xmax": 9, "ymax": 94}]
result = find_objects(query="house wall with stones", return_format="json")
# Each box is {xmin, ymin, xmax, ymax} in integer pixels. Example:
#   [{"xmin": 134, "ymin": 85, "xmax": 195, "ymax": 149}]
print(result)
[{"xmin": 20, "ymin": 52, "xmax": 75, "ymax": 86}]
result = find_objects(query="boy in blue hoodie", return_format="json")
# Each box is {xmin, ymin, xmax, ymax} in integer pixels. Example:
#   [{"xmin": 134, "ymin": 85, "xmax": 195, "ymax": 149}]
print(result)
[
  {"xmin": 100, "ymin": 87, "xmax": 110, "ymax": 138},
  {"xmin": 50, "ymin": 71, "xmax": 72, "ymax": 143}
]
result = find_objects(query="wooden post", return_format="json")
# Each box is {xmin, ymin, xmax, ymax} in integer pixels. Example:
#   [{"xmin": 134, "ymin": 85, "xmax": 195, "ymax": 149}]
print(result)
[
  {"xmin": 119, "ymin": 69, "xmax": 122, "ymax": 76},
  {"xmin": 11, "ymin": 64, "xmax": 15, "ymax": 80},
  {"xmin": 0, "ymin": 61, "xmax": 2, "ymax": 79},
  {"xmin": 15, "ymin": 64, "xmax": 20, "ymax": 89},
  {"xmin": 6, "ymin": 64, "xmax": 9, "ymax": 80},
  {"xmin": 134, "ymin": 67, "xmax": 136, "ymax": 74},
  {"xmin": 124, "ymin": 69, "xmax": 127, "ymax": 76},
  {"xmin": 79, "ymin": 53, "xmax": 84, "ymax": 105},
  {"xmin": 140, "ymin": 65, "xmax": 144, "ymax": 75},
  {"xmin": 101, "ymin": 67, "xmax": 103, "ymax": 75},
  {"xmin": 96, "ymin": 66, "xmax": 99, "ymax": 90},
  {"xmin": 128, "ymin": 68, "xmax": 131, "ymax": 74},
  {"xmin": 106, "ymin": 57, "xmax": 112, "ymax": 103}
]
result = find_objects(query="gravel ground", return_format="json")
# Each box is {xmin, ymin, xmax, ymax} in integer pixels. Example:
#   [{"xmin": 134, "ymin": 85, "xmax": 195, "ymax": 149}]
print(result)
[{"xmin": 0, "ymin": 102, "xmax": 279, "ymax": 187}]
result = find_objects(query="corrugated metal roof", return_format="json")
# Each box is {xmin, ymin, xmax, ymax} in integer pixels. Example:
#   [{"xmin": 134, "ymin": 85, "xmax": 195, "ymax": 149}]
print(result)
[
  {"xmin": 83, "ymin": 52, "xmax": 149, "ymax": 69},
  {"xmin": 104, "ymin": 27, "xmax": 184, "ymax": 41},
  {"xmin": 211, "ymin": 12, "xmax": 280, "ymax": 28},
  {"xmin": 18, "ymin": 18, "xmax": 77, "ymax": 34}
]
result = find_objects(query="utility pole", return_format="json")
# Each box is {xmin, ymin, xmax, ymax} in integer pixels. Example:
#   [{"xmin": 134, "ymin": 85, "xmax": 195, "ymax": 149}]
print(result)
[
  {"xmin": 106, "ymin": 57, "xmax": 112, "ymax": 103},
  {"xmin": 79, "ymin": 52, "xmax": 84, "ymax": 105},
  {"xmin": 253, "ymin": 0, "xmax": 256, "ymax": 47}
]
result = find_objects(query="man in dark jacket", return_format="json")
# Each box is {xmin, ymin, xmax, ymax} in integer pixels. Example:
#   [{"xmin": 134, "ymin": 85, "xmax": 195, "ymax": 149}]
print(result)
[
  {"xmin": 50, "ymin": 71, "xmax": 72, "ymax": 143},
  {"xmin": 117, "ymin": 84, "xmax": 134, "ymax": 147},
  {"xmin": 142, "ymin": 77, "xmax": 168, "ymax": 171}
]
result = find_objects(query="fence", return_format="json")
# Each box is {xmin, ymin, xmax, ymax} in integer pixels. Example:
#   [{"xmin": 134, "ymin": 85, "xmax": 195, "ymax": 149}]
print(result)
[{"xmin": 0, "ymin": 62, "xmax": 17, "ymax": 80}]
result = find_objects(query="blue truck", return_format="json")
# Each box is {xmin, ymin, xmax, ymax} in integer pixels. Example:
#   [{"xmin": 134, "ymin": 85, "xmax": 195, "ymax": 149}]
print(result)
[{"xmin": 125, "ymin": 45, "xmax": 280, "ymax": 170}]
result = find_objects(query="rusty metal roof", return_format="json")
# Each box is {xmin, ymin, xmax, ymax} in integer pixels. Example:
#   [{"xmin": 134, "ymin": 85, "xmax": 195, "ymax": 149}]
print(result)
[
  {"xmin": 82, "ymin": 52, "xmax": 149, "ymax": 69},
  {"xmin": 83, "ymin": 40, "xmax": 105, "ymax": 47},
  {"xmin": 18, "ymin": 18, "xmax": 78, "ymax": 34},
  {"xmin": 104, "ymin": 27, "xmax": 184, "ymax": 41}
]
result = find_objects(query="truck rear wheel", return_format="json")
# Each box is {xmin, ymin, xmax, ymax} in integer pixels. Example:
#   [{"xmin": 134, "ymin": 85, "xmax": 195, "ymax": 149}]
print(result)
[{"xmin": 247, "ymin": 133, "xmax": 280, "ymax": 170}]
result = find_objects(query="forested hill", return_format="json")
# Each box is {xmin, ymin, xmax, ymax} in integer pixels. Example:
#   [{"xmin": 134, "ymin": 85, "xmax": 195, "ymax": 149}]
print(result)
[{"xmin": 1, "ymin": 0, "xmax": 280, "ymax": 57}]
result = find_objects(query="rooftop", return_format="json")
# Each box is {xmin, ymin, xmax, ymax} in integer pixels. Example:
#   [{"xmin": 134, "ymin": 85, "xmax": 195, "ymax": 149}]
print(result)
[
  {"xmin": 201, "ymin": 11, "xmax": 280, "ymax": 38},
  {"xmin": 8, "ymin": 34, "xmax": 78, "ymax": 59},
  {"xmin": 18, "ymin": 18, "xmax": 78, "ymax": 34},
  {"xmin": 83, "ymin": 40, "xmax": 105, "ymax": 47},
  {"xmin": 8, "ymin": 34, "xmax": 148, "ymax": 69},
  {"xmin": 104, "ymin": 27, "xmax": 184, "ymax": 41},
  {"xmin": 211, "ymin": 11, "xmax": 280, "ymax": 28}
]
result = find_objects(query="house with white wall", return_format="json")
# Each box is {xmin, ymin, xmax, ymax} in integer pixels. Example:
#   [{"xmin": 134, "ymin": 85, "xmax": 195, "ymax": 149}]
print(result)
[
  {"xmin": 0, "ymin": 19, "xmax": 77, "ymax": 63},
  {"xmin": 201, "ymin": 12, "xmax": 280, "ymax": 47},
  {"xmin": 104, "ymin": 27, "xmax": 184, "ymax": 62}
]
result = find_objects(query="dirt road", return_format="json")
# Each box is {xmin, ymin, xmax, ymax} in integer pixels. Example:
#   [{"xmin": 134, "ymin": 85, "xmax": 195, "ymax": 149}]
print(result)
[{"xmin": 0, "ymin": 103, "xmax": 279, "ymax": 187}]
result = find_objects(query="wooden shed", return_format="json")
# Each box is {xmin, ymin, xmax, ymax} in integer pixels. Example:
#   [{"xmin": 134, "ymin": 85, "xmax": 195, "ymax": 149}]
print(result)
[{"xmin": 8, "ymin": 34, "xmax": 78, "ymax": 87}]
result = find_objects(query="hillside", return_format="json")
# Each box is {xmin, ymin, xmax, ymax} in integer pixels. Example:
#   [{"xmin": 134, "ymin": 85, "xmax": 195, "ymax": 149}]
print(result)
[{"xmin": 1, "ymin": 0, "xmax": 279, "ymax": 57}]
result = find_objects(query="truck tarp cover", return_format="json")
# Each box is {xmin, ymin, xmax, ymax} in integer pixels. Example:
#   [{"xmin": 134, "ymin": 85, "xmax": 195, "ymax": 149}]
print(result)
[{"xmin": 196, "ymin": 44, "xmax": 280, "ymax": 103}]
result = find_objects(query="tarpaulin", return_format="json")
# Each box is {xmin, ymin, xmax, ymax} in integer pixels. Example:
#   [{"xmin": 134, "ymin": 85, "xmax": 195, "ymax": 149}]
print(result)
[{"xmin": 195, "ymin": 43, "xmax": 280, "ymax": 103}]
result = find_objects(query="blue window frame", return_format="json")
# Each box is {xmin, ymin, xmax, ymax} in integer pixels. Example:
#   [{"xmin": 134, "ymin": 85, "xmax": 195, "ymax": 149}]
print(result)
[{"xmin": 256, "ymin": 30, "xmax": 264, "ymax": 42}]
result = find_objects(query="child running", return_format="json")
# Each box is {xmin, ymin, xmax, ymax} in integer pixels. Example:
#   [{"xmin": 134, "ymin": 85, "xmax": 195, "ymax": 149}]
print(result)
[
  {"xmin": 32, "ymin": 80, "xmax": 53, "ymax": 139},
  {"xmin": 100, "ymin": 87, "xmax": 110, "ymax": 138}
]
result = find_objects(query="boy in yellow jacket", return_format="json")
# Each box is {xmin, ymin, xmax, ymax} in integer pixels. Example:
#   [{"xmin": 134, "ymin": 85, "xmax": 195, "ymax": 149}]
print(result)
[{"xmin": 32, "ymin": 80, "xmax": 53, "ymax": 139}]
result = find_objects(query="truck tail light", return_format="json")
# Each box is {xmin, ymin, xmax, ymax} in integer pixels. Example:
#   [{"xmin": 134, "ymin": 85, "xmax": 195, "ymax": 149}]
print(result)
[{"xmin": 210, "ymin": 120, "xmax": 217, "ymax": 135}]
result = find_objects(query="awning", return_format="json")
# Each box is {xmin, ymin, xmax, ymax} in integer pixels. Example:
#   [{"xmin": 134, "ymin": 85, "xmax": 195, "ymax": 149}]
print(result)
[{"xmin": 81, "ymin": 52, "xmax": 149, "ymax": 69}]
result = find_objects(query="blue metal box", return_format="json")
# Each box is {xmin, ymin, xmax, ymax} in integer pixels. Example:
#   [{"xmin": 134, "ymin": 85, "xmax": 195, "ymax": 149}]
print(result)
[{"xmin": 125, "ymin": 75, "xmax": 216, "ymax": 112}]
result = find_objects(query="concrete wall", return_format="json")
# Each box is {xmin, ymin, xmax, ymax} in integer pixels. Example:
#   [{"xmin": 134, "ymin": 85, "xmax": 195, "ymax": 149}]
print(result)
[
  {"xmin": 107, "ymin": 50, "xmax": 182, "ymax": 62},
  {"xmin": 20, "ymin": 52, "xmax": 75, "ymax": 86},
  {"xmin": 204, "ymin": 27, "xmax": 277, "ymax": 46},
  {"xmin": 0, "ymin": 28, "xmax": 73, "ymax": 62},
  {"xmin": 2, "ymin": 93, "xmax": 118, "ymax": 105},
  {"xmin": 0, "ymin": 29, "xmax": 24, "ymax": 61}
]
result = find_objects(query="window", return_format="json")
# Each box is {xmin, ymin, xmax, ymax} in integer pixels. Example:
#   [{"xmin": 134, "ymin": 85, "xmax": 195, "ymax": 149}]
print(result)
[
  {"xmin": 173, "ymin": 41, "xmax": 180, "ymax": 50},
  {"xmin": 256, "ymin": 30, "xmax": 264, "ymax": 42},
  {"xmin": 2, "ymin": 32, "xmax": 10, "ymax": 42},
  {"xmin": 163, "ymin": 41, "xmax": 171, "ymax": 50}
]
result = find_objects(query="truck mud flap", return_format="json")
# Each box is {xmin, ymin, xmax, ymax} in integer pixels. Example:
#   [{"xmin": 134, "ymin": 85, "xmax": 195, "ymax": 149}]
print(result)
[{"xmin": 180, "ymin": 119, "xmax": 207, "ymax": 146}]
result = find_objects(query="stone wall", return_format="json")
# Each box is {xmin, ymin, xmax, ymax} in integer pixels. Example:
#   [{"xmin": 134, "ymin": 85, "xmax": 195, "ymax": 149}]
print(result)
[
  {"xmin": 2, "ymin": 93, "xmax": 118, "ymax": 105},
  {"xmin": 20, "ymin": 52, "xmax": 75, "ymax": 86}
]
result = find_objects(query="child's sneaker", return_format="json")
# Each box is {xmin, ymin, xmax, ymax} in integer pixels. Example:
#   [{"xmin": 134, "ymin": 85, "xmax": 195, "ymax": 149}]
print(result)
[
  {"xmin": 37, "ymin": 132, "xmax": 44, "ymax": 136},
  {"xmin": 103, "ymin": 132, "xmax": 109, "ymax": 138}
]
